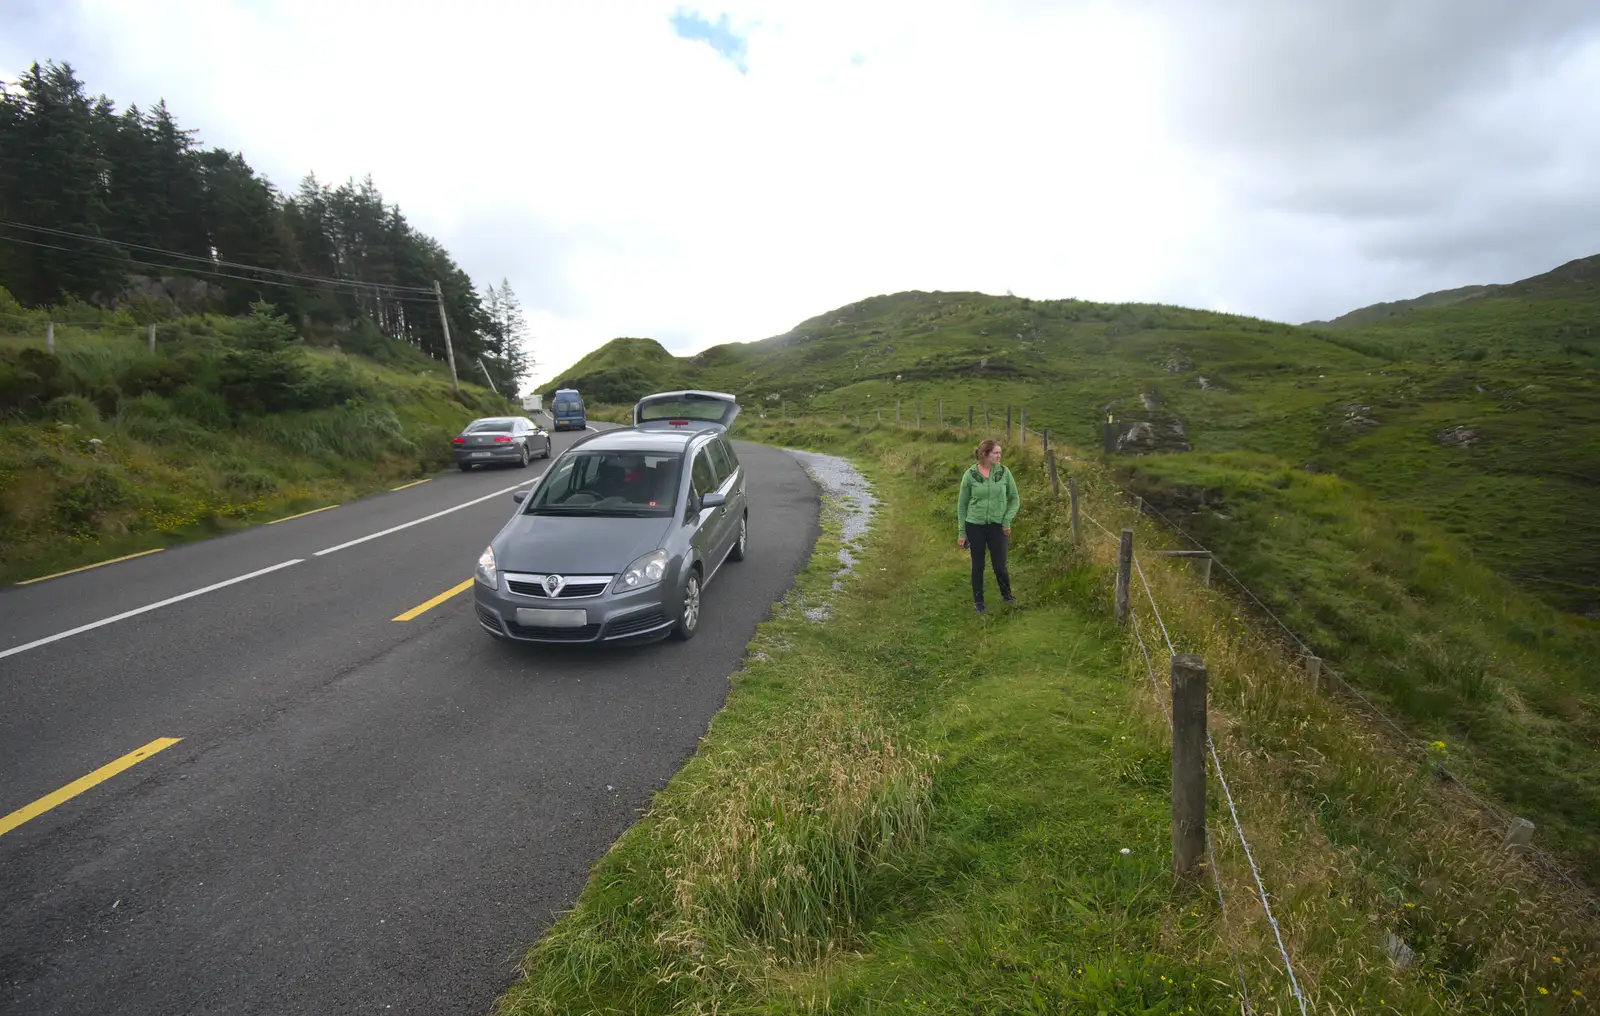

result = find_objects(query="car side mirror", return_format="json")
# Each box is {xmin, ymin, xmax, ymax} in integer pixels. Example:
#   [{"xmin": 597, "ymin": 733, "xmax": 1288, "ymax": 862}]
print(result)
[
  {"xmin": 511, "ymin": 491, "xmax": 527, "ymax": 503},
  {"xmin": 700, "ymin": 491, "xmax": 726, "ymax": 510}
]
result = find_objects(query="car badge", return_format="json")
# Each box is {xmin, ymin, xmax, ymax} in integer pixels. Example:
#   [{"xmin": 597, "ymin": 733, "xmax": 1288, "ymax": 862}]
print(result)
[{"xmin": 542, "ymin": 574, "xmax": 566, "ymax": 597}]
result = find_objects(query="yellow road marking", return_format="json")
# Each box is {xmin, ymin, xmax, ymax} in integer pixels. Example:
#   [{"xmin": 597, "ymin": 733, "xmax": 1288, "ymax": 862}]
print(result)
[
  {"xmin": 0, "ymin": 737, "xmax": 182, "ymax": 837},
  {"xmin": 16, "ymin": 548, "xmax": 165, "ymax": 585},
  {"xmin": 393, "ymin": 578, "xmax": 475, "ymax": 621},
  {"xmin": 391, "ymin": 478, "xmax": 432, "ymax": 492},
  {"xmin": 266, "ymin": 503, "xmax": 340, "ymax": 525}
]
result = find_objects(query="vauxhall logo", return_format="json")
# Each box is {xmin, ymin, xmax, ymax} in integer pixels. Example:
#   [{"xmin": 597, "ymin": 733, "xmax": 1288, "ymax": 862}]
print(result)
[{"xmin": 542, "ymin": 574, "xmax": 566, "ymax": 597}]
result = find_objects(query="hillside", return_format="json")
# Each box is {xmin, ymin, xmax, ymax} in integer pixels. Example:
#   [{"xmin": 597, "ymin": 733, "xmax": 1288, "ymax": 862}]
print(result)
[
  {"xmin": 0, "ymin": 299, "xmax": 510, "ymax": 583},
  {"xmin": 547, "ymin": 259, "xmax": 1600, "ymax": 617}
]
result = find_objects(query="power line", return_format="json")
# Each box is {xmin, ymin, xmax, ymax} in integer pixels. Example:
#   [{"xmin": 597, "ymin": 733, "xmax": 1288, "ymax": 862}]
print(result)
[
  {"xmin": 0, "ymin": 220, "xmax": 438, "ymax": 295},
  {"xmin": 0, "ymin": 234, "xmax": 444, "ymax": 305}
]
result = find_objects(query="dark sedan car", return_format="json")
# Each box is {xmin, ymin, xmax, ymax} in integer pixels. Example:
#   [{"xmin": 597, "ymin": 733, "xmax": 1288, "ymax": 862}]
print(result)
[
  {"xmin": 472, "ymin": 391, "xmax": 747, "ymax": 644},
  {"xmin": 452, "ymin": 416, "xmax": 550, "ymax": 471}
]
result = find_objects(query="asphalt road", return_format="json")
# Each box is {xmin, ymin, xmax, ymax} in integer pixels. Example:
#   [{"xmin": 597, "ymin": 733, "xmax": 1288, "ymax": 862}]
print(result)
[{"xmin": 0, "ymin": 424, "xmax": 821, "ymax": 1015}]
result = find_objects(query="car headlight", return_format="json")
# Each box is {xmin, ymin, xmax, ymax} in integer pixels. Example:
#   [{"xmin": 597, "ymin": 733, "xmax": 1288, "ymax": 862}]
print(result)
[
  {"xmin": 475, "ymin": 545, "xmax": 498, "ymax": 588},
  {"xmin": 618, "ymin": 549, "xmax": 669, "ymax": 591}
]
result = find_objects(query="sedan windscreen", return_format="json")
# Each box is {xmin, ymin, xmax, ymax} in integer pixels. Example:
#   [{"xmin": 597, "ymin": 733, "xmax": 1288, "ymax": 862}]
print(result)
[
  {"xmin": 524, "ymin": 452, "xmax": 682, "ymax": 516},
  {"xmin": 466, "ymin": 418, "xmax": 515, "ymax": 432}
]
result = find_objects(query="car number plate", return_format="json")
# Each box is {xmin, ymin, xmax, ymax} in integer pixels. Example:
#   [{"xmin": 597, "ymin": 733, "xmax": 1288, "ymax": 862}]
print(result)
[
  {"xmin": 515, "ymin": 607, "xmax": 588, "ymax": 627},
  {"xmin": 470, "ymin": 451, "xmax": 492, "ymax": 458}
]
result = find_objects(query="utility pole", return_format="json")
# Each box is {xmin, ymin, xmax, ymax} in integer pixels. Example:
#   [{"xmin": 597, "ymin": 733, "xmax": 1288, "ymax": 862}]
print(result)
[
  {"xmin": 477, "ymin": 359, "xmax": 499, "ymax": 394},
  {"xmin": 433, "ymin": 279, "xmax": 460, "ymax": 397}
]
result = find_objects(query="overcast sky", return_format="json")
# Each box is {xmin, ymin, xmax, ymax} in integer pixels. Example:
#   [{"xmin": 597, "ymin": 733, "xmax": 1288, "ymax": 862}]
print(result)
[{"xmin": 5, "ymin": 0, "xmax": 1599, "ymax": 382}]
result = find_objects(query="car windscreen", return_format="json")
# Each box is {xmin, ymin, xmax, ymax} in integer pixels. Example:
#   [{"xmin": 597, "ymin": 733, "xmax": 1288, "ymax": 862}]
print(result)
[
  {"xmin": 466, "ymin": 418, "xmax": 515, "ymax": 432},
  {"xmin": 637, "ymin": 399, "xmax": 731, "ymax": 424},
  {"xmin": 523, "ymin": 451, "xmax": 682, "ymax": 517}
]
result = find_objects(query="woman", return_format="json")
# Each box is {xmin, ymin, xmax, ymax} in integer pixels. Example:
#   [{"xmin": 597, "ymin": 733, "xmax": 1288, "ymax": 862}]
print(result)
[{"xmin": 956, "ymin": 439, "xmax": 1020, "ymax": 613}]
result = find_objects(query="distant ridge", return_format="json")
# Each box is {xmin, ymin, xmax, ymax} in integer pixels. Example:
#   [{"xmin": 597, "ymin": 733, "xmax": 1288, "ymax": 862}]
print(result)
[{"xmin": 1305, "ymin": 253, "xmax": 1600, "ymax": 328}]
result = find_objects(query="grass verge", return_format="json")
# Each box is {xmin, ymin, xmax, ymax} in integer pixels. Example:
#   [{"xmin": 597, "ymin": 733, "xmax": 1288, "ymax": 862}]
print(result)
[{"xmin": 494, "ymin": 421, "xmax": 1598, "ymax": 1015}]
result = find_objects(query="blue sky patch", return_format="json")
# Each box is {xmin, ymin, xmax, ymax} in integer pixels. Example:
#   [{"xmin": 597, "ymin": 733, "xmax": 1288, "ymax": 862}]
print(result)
[{"xmin": 670, "ymin": 8, "xmax": 748, "ymax": 73}]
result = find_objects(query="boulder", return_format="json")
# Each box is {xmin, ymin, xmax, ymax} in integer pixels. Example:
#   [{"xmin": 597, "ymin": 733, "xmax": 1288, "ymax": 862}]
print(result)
[{"xmin": 1437, "ymin": 425, "xmax": 1481, "ymax": 447}]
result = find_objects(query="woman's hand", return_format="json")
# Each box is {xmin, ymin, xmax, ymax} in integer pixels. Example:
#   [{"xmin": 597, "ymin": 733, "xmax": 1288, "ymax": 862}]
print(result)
[
  {"xmin": 957, "ymin": 537, "xmax": 967, "ymax": 549},
  {"xmin": 1002, "ymin": 527, "xmax": 1011, "ymax": 537}
]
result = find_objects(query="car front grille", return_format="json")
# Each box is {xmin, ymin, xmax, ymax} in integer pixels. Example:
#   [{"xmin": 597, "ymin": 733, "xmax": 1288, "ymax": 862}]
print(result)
[
  {"xmin": 504, "ymin": 621, "xmax": 602, "ymax": 642},
  {"xmin": 505, "ymin": 576, "xmax": 611, "ymax": 598},
  {"xmin": 607, "ymin": 611, "xmax": 669, "ymax": 638}
]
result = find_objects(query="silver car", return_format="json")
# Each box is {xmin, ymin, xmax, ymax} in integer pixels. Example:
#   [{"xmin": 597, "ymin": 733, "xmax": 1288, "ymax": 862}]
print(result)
[
  {"xmin": 452, "ymin": 416, "xmax": 551, "ymax": 471},
  {"xmin": 472, "ymin": 391, "xmax": 748, "ymax": 644}
]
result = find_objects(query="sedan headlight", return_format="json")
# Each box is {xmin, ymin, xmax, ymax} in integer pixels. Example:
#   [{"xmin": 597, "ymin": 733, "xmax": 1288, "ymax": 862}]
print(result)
[
  {"xmin": 618, "ymin": 549, "xmax": 669, "ymax": 591},
  {"xmin": 475, "ymin": 545, "xmax": 498, "ymax": 588}
]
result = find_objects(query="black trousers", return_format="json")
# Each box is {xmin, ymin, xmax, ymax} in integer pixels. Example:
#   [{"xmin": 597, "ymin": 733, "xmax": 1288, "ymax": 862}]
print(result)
[{"xmin": 966, "ymin": 522, "xmax": 1011, "ymax": 604}]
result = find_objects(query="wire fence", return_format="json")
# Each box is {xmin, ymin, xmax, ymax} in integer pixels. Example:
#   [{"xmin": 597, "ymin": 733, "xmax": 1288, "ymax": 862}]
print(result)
[{"xmin": 1122, "ymin": 496, "xmax": 1600, "ymax": 917}]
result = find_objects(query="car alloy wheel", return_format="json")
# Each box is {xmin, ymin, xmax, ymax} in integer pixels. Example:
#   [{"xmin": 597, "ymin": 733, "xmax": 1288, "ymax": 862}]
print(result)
[
  {"xmin": 729, "ymin": 515, "xmax": 748, "ymax": 561},
  {"xmin": 673, "ymin": 572, "xmax": 701, "ymax": 640},
  {"xmin": 519, "ymin": 446, "xmax": 529, "ymax": 468}
]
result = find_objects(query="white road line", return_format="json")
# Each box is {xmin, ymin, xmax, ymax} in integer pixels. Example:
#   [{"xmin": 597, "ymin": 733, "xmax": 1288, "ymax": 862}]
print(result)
[
  {"xmin": 0, "ymin": 560, "xmax": 305, "ymax": 662},
  {"xmin": 313, "ymin": 478, "xmax": 538, "ymax": 557}
]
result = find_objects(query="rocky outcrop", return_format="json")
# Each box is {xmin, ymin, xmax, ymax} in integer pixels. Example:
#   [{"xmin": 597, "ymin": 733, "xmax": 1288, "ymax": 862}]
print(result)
[
  {"xmin": 1115, "ymin": 419, "xmax": 1191, "ymax": 453},
  {"xmin": 1437, "ymin": 425, "xmax": 1482, "ymax": 447}
]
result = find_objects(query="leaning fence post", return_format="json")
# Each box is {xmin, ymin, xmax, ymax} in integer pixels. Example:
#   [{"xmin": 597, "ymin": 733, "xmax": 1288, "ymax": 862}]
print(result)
[
  {"xmin": 1047, "ymin": 449, "xmax": 1061, "ymax": 500},
  {"xmin": 1135, "ymin": 495, "xmax": 1144, "ymax": 515},
  {"xmin": 1304, "ymin": 655, "xmax": 1322, "ymax": 692},
  {"xmin": 147, "ymin": 323, "xmax": 156, "ymax": 353},
  {"xmin": 1201, "ymin": 553, "xmax": 1213, "ymax": 588},
  {"xmin": 1171, "ymin": 654, "xmax": 1208, "ymax": 879},
  {"xmin": 46, "ymin": 321, "xmax": 55, "ymax": 354},
  {"xmin": 1115, "ymin": 528, "xmax": 1133, "ymax": 625},
  {"xmin": 1068, "ymin": 476, "xmax": 1081, "ymax": 545}
]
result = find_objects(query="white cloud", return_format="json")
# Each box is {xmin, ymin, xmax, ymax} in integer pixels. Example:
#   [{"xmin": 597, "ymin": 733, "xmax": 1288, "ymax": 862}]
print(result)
[{"xmin": 5, "ymin": 0, "xmax": 1599, "ymax": 384}]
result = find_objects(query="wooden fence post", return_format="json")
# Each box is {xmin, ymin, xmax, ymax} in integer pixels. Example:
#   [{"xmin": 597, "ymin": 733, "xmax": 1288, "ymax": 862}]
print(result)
[
  {"xmin": 1305, "ymin": 655, "xmax": 1322, "ymax": 692},
  {"xmin": 1043, "ymin": 427, "xmax": 1050, "ymax": 454},
  {"xmin": 1201, "ymin": 553, "xmax": 1213, "ymax": 588},
  {"xmin": 46, "ymin": 321, "xmax": 55, "ymax": 354},
  {"xmin": 896, "ymin": 401, "xmax": 902, "ymax": 426},
  {"xmin": 1068, "ymin": 476, "xmax": 1081, "ymax": 545},
  {"xmin": 983, "ymin": 400, "xmax": 990, "ymax": 433},
  {"xmin": 1006, "ymin": 405, "xmax": 1012, "ymax": 441},
  {"xmin": 877, "ymin": 408, "xmax": 882, "ymax": 425},
  {"xmin": 1115, "ymin": 528, "xmax": 1133, "ymax": 625},
  {"xmin": 938, "ymin": 399, "xmax": 943, "ymax": 429},
  {"xmin": 841, "ymin": 400, "xmax": 847, "ymax": 422},
  {"xmin": 1171, "ymin": 654, "xmax": 1208, "ymax": 879},
  {"xmin": 916, "ymin": 403, "xmax": 921, "ymax": 430},
  {"xmin": 1020, "ymin": 407, "xmax": 1027, "ymax": 446},
  {"xmin": 1046, "ymin": 449, "xmax": 1060, "ymax": 500},
  {"xmin": 147, "ymin": 323, "xmax": 156, "ymax": 353}
]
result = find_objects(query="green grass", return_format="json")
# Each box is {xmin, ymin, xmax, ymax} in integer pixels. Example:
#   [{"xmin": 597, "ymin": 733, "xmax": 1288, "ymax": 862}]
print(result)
[
  {"xmin": 0, "ymin": 310, "xmax": 511, "ymax": 583},
  {"xmin": 493, "ymin": 421, "xmax": 1600, "ymax": 1016}
]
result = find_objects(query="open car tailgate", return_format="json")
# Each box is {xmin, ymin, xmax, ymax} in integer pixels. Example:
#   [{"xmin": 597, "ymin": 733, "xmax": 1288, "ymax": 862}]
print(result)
[{"xmin": 632, "ymin": 390, "xmax": 741, "ymax": 433}]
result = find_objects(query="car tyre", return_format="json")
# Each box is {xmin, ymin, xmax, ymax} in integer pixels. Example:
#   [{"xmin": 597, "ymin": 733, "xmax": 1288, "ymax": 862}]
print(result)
[
  {"xmin": 542, "ymin": 438, "xmax": 551, "ymax": 459},
  {"xmin": 459, "ymin": 462, "xmax": 473, "ymax": 472},
  {"xmin": 671, "ymin": 570, "xmax": 701, "ymax": 641},
  {"xmin": 518, "ymin": 446, "xmax": 530, "ymax": 469},
  {"xmin": 728, "ymin": 513, "xmax": 748, "ymax": 561}
]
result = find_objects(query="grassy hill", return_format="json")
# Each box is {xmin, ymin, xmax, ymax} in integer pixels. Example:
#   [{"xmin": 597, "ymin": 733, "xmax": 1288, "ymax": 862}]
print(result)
[
  {"xmin": 0, "ymin": 297, "xmax": 510, "ymax": 583},
  {"xmin": 548, "ymin": 260, "xmax": 1600, "ymax": 617}
]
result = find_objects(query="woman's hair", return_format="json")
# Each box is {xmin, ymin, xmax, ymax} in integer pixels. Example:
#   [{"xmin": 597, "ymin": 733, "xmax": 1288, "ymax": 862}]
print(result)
[{"xmin": 974, "ymin": 439, "xmax": 1001, "ymax": 463}]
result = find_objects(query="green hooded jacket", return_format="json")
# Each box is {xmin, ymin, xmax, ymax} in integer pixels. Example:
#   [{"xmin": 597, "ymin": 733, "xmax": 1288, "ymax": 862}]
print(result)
[{"xmin": 956, "ymin": 462, "xmax": 1020, "ymax": 536}]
